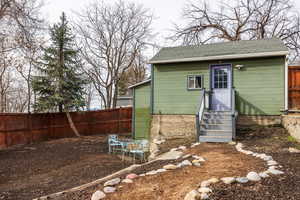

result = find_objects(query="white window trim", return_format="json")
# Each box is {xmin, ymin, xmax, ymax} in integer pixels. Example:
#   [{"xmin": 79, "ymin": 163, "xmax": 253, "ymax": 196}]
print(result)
[{"xmin": 187, "ymin": 75, "xmax": 203, "ymax": 90}]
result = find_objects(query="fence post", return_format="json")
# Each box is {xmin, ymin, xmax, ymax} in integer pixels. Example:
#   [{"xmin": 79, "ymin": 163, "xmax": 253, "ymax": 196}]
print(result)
[{"xmin": 118, "ymin": 108, "xmax": 121, "ymax": 134}]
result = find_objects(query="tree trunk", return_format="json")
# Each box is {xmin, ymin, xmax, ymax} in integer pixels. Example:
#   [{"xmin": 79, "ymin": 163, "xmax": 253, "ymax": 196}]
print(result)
[{"xmin": 66, "ymin": 111, "xmax": 81, "ymax": 137}]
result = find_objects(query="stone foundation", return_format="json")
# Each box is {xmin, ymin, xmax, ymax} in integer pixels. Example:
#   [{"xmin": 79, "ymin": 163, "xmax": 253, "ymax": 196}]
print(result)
[
  {"xmin": 237, "ymin": 115, "xmax": 282, "ymax": 127},
  {"xmin": 149, "ymin": 115, "xmax": 197, "ymax": 160},
  {"xmin": 282, "ymin": 115, "xmax": 300, "ymax": 142}
]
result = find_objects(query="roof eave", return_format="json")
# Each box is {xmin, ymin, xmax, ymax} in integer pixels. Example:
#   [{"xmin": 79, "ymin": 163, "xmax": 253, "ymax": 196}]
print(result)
[
  {"xmin": 128, "ymin": 79, "xmax": 151, "ymax": 89},
  {"xmin": 148, "ymin": 51, "xmax": 289, "ymax": 64}
]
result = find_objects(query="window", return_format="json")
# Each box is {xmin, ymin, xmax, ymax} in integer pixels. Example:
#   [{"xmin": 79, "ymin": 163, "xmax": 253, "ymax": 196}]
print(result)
[
  {"xmin": 188, "ymin": 75, "xmax": 203, "ymax": 90},
  {"xmin": 213, "ymin": 68, "xmax": 228, "ymax": 89}
]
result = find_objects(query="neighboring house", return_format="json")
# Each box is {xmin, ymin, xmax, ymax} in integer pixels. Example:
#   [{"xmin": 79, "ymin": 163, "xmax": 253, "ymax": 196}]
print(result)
[
  {"xmin": 116, "ymin": 96, "xmax": 133, "ymax": 108},
  {"xmin": 130, "ymin": 38, "xmax": 288, "ymax": 152},
  {"xmin": 116, "ymin": 89, "xmax": 133, "ymax": 108}
]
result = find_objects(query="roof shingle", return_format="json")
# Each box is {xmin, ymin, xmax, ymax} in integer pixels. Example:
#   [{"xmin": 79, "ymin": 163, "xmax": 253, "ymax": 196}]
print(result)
[{"xmin": 149, "ymin": 38, "xmax": 288, "ymax": 64}]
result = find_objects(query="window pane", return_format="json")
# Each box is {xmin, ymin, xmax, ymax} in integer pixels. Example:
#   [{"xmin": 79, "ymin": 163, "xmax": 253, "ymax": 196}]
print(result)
[
  {"xmin": 188, "ymin": 77, "xmax": 195, "ymax": 89},
  {"xmin": 195, "ymin": 76, "xmax": 202, "ymax": 88}
]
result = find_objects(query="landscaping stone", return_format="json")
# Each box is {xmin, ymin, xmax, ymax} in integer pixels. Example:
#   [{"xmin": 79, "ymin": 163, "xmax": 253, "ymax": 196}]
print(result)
[
  {"xmin": 259, "ymin": 172, "xmax": 270, "ymax": 178},
  {"xmin": 198, "ymin": 187, "xmax": 212, "ymax": 193},
  {"xmin": 192, "ymin": 156, "xmax": 205, "ymax": 162},
  {"xmin": 184, "ymin": 190, "xmax": 200, "ymax": 200},
  {"xmin": 122, "ymin": 179, "xmax": 133, "ymax": 184},
  {"xmin": 247, "ymin": 172, "xmax": 261, "ymax": 181},
  {"xmin": 236, "ymin": 177, "xmax": 249, "ymax": 183},
  {"xmin": 200, "ymin": 193, "xmax": 210, "ymax": 200},
  {"xmin": 177, "ymin": 163, "xmax": 184, "ymax": 168},
  {"xmin": 157, "ymin": 151, "xmax": 184, "ymax": 160},
  {"xmin": 192, "ymin": 159, "xmax": 201, "ymax": 164},
  {"xmin": 183, "ymin": 154, "xmax": 192, "ymax": 159},
  {"xmin": 146, "ymin": 170, "xmax": 157, "ymax": 175},
  {"xmin": 170, "ymin": 148, "xmax": 178, "ymax": 152},
  {"xmin": 181, "ymin": 160, "xmax": 192, "ymax": 166},
  {"xmin": 156, "ymin": 168, "xmax": 167, "ymax": 173},
  {"xmin": 153, "ymin": 139, "xmax": 166, "ymax": 145},
  {"xmin": 236, "ymin": 143, "xmax": 243, "ymax": 149},
  {"xmin": 207, "ymin": 178, "xmax": 219, "ymax": 184},
  {"xmin": 200, "ymin": 181, "xmax": 211, "ymax": 187},
  {"xmin": 193, "ymin": 162, "xmax": 201, "ymax": 167},
  {"xmin": 267, "ymin": 160, "xmax": 278, "ymax": 166},
  {"xmin": 126, "ymin": 173, "xmax": 138, "ymax": 179},
  {"xmin": 262, "ymin": 155, "xmax": 273, "ymax": 161},
  {"xmin": 178, "ymin": 145, "xmax": 187, "ymax": 151},
  {"xmin": 91, "ymin": 190, "xmax": 106, "ymax": 200},
  {"xmin": 163, "ymin": 164, "xmax": 177, "ymax": 170},
  {"xmin": 103, "ymin": 186, "xmax": 116, "ymax": 193},
  {"xmin": 104, "ymin": 178, "xmax": 121, "ymax": 186},
  {"xmin": 191, "ymin": 143, "xmax": 201, "ymax": 148},
  {"xmin": 221, "ymin": 177, "xmax": 236, "ymax": 184},
  {"xmin": 268, "ymin": 168, "xmax": 284, "ymax": 175},
  {"xmin": 289, "ymin": 147, "xmax": 300, "ymax": 153}
]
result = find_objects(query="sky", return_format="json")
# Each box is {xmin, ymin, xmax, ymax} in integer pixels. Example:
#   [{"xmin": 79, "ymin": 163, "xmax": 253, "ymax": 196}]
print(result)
[
  {"xmin": 41, "ymin": 0, "xmax": 186, "ymax": 49},
  {"xmin": 41, "ymin": 0, "xmax": 300, "ymax": 55}
]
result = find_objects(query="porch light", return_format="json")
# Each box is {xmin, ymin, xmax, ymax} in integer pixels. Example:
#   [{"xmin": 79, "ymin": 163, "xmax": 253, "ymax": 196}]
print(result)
[{"xmin": 235, "ymin": 64, "xmax": 244, "ymax": 70}]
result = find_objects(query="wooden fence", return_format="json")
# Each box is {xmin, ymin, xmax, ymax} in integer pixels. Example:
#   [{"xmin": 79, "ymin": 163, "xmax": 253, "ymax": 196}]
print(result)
[
  {"xmin": 0, "ymin": 107, "xmax": 132, "ymax": 149},
  {"xmin": 289, "ymin": 66, "xmax": 300, "ymax": 110}
]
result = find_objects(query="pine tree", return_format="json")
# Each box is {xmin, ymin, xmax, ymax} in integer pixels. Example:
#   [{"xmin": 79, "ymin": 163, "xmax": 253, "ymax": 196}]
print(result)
[{"xmin": 32, "ymin": 12, "xmax": 86, "ymax": 136}]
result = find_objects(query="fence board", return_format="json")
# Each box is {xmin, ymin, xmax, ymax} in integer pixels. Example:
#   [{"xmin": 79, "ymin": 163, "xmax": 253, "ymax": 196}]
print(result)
[
  {"xmin": 0, "ymin": 108, "xmax": 132, "ymax": 149},
  {"xmin": 289, "ymin": 66, "xmax": 300, "ymax": 110}
]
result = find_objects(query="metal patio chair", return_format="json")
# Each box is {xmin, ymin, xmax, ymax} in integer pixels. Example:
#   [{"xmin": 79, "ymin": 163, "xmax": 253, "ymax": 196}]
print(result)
[
  {"xmin": 108, "ymin": 134, "xmax": 123, "ymax": 154},
  {"xmin": 128, "ymin": 139, "xmax": 149, "ymax": 163}
]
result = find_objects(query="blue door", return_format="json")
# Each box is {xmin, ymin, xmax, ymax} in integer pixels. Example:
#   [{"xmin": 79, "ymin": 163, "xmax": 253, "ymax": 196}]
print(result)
[{"xmin": 211, "ymin": 65, "xmax": 232, "ymax": 111}]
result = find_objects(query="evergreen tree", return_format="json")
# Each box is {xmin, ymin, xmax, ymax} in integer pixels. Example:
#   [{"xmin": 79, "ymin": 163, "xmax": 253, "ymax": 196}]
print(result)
[{"xmin": 32, "ymin": 12, "xmax": 86, "ymax": 136}]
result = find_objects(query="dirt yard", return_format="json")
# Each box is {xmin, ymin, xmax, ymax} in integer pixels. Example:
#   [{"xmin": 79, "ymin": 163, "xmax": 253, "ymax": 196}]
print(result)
[
  {"xmin": 58, "ymin": 143, "xmax": 266, "ymax": 200},
  {"xmin": 210, "ymin": 125, "xmax": 300, "ymax": 200},
  {"xmin": 56, "ymin": 125, "xmax": 300, "ymax": 200},
  {"xmin": 0, "ymin": 135, "xmax": 131, "ymax": 200}
]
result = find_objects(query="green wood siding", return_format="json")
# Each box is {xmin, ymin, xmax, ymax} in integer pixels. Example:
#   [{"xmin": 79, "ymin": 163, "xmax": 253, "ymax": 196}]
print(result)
[
  {"xmin": 153, "ymin": 57, "xmax": 285, "ymax": 115},
  {"xmin": 134, "ymin": 83, "xmax": 151, "ymax": 139}
]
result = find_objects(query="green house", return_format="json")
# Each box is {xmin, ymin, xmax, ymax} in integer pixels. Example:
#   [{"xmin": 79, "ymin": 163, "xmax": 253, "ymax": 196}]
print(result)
[{"xmin": 130, "ymin": 38, "xmax": 288, "ymax": 143}]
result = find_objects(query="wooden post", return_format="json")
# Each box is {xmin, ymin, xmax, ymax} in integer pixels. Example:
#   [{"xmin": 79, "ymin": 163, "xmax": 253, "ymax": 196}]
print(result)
[{"xmin": 118, "ymin": 108, "xmax": 121, "ymax": 134}]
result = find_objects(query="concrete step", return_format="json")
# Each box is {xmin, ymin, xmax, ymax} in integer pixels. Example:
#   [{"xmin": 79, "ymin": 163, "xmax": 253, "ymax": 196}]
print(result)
[
  {"xmin": 199, "ymin": 135, "xmax": 232, "ymax": 143},
  {"xmin": 204, "ymin": 111, "xmax": 232, "ymax": 115},
  {"xmin": 200, "ymin": 123, "xmax": 233, "ymax": 130},
  {"xmin": 200, "ymin": 130, "xmax": 233, "ymax": 136},
  {"xmin": 203, "ymin": 114, "xmax": 233, "ymax": 120},
  {"xmin": 203, "ymin": 118, "xmax": 232, "ymax": 124}
]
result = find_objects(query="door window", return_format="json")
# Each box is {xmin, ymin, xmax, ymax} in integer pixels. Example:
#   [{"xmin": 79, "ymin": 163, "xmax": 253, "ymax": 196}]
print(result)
[{"xmin": 214, "ymin": 68, "xmax": 228, "ymax": 89}]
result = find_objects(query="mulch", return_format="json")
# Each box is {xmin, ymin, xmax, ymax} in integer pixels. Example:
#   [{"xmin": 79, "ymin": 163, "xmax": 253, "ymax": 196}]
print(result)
[
  {"xmin": 210, "ymin": 125, "xmax": 300, "ymax": 200},
  {"xmin": 0, "ymin": 135, "xmax": 132, "ymax": 200}
]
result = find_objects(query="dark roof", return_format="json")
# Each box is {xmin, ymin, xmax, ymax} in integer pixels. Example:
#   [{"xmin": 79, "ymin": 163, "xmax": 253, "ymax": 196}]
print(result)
[{"xmin": 149, "ymin": 38, "xmax": 288, "ymax": 64}]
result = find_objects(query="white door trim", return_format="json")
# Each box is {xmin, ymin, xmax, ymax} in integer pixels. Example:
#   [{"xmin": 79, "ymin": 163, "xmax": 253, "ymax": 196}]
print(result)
[{"xmin": 210, "ymin": 64, "xmax": 233, "ymax": 111}]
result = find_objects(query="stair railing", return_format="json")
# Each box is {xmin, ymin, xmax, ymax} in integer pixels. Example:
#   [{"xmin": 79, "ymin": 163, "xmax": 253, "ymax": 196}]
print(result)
[
  {"xmin": 196, "ymin": 89, "xmax": 206, "ymax": 139},
  {"xmin": 231, "ymin": 88, "xmax": 238, "ymax": 139}
]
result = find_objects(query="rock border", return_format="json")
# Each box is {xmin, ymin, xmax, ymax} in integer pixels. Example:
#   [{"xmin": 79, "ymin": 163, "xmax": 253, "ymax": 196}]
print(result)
[
  {"xmin": 33, "ymin": 144, "xmax": 197, "ymax": 200},
  {"xmin": 184, "ymin": 142, "xmax": 285, "ymax": 200}
]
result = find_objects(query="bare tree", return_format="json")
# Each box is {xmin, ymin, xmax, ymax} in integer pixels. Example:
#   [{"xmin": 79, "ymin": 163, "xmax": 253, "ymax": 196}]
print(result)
[
  {"xmin": 172, "ymin": 0, "xmax": 300, "ymax": 61},
  {"xmin": 0, "ymin": 0, "xmax": 44, "ymax": 53},
  {"xmin": 16, "ymin": 37, "xmax": 44, "ymax": 113},
  {"xmin": 118, "ymin": 52, "xmax": 148, "ymax": 96},
  {"xmin": 75, "ymin": 0, "xmax": 153, "ymax": 109}
]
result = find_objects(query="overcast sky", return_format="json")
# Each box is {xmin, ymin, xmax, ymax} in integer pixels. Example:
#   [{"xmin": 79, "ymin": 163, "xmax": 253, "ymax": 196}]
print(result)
[{"xmin": 42, "ymin": 0, "xmax": 300, "ymax": 54}]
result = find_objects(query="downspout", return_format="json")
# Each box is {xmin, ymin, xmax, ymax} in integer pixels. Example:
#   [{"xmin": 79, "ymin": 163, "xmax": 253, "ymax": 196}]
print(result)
[
  {"xmin": 132, "ymin": 88, "xmax": 135, "ymax": 139},
  {"xmin": 284, "ymin": 55, "xmax": 288, "ymax": 111},
  {"xmin": 151, "ymin": 64, "xmax": 154, "ymax": 114}
]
